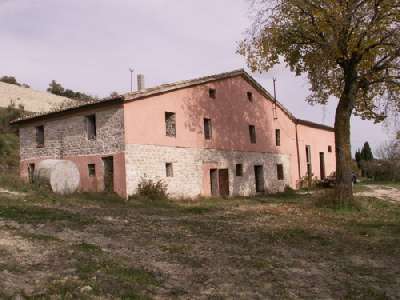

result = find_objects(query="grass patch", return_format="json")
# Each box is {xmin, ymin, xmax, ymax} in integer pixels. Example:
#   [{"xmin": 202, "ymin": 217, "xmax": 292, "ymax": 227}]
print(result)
[
  {"xmin": 19, "ymin": 232, "xmax": 60, "ymax": 242},
  {"xmin": 0, "ymin": 203, "xmax": 93, "ymax": 226},
  {"xmin": 71, "ymin": 243, "xmax": 159, "ymax": 298}
]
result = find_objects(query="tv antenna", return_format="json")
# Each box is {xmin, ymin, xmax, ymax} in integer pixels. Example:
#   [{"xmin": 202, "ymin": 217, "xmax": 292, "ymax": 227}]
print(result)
[{"xmin": 129, "ymin": 68, "xmax": 134, "ymax": 92}]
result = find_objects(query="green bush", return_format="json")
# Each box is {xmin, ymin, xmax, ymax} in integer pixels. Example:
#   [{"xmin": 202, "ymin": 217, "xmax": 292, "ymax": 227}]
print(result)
[{"xmin": 136, "ymin": 178, "xmax": 169, "ymax": 200}]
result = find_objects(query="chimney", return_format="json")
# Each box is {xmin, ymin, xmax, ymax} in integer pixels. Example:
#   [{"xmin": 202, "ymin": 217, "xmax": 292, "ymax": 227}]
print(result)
[{"xmin": 137, "ymin": 74, "xmax": 145, "ymax": 91}]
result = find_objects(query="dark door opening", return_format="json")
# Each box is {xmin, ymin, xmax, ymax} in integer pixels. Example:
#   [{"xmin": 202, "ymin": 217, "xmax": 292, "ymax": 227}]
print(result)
[
  {"xmin": 218, "ymin": 169, "xmax": 229, "ymax": 197},
  {"xmin": 254, "ymin": 165, "xmax": 265, "ymax": 193},
  {"xmin": 319, "ymin": 152, "xmax": 326, "ymax": 180},
  {"xmin": 102, "ymin": 156, "xmax": 114, "ymax": 192},
  {"xmin": 28, "ymin": 163, "xmax": 35, "ymax": 184},
  {"xmin": 210, "ymin": 169, "xmax": 218, "ymax": 196}
]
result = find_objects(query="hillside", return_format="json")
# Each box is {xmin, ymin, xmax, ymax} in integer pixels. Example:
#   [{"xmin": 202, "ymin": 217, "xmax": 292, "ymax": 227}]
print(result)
[{"xmin": 0, "ymin": 82, "xmax": 73, "ymax": 113}]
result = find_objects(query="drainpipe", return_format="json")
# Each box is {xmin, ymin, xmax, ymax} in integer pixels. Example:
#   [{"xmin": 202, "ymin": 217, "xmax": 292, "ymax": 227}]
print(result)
[{"xmin": 295, "ymin": 122, "xmax": 301, "ymax": 184}]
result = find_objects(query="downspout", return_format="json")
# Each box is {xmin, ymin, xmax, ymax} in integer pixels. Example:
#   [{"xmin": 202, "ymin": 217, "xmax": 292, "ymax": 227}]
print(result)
[{"xmin": 295, "ymin": 122, "xmax": 301, "ymax": 186}]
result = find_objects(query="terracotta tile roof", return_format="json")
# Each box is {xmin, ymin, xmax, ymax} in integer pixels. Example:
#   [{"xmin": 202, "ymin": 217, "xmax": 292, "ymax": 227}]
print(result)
[
  {"xmin": 295, "ymin": 119, "xmax": 334, "ymax": 131},
  {"xmin": 10, "ymin": 69, "xmax": 333, "ymax": 132}
]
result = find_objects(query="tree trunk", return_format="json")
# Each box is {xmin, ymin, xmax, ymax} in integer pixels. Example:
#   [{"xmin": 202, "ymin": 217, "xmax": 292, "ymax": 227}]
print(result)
[{"xmin": 334, "ymin": 64, "xmax": 358, "ymax": 206}]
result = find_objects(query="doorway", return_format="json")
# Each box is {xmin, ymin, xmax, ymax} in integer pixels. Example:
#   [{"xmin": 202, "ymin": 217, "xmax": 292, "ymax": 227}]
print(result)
[
  {"xmin": 218, "ymin": 169, "xmax": 230, "ymax": 197},
  {"xmin": 254, "ymin": 165, "xmax": 265, "ymax": 193},
  {"xmin": 319, "ymin": 152, "xmax": 326, "ymax": 180},
  {"xmin": 209, "ymin": 168, "xmax": 230, "ymax": 197},
  {"xmin": 102, "ymin": 156, "xmax": 114, "ymax": 192},
  {"xmin": 210, "ymin": 169, "xmax": 218, "ymax": 196},
  {"xmin": 28, "ymin": 163, "xmax": 35, "ymax": 184}
]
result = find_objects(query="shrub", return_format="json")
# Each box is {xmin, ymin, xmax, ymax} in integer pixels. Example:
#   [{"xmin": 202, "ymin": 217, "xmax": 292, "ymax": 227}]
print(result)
[
  {"xmin": 361, "ymin": 160, "xmax": 400, "ymax": 181},
  {"xmin": 136, "ymin": 178, "xmax": 168, "ymax": 200}
]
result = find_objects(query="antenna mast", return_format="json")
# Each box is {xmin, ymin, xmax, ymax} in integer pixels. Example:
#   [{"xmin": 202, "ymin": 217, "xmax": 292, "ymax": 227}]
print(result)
[{"xmin": 129, "ymin": 68, "xmax": 134, "ymax": 92}]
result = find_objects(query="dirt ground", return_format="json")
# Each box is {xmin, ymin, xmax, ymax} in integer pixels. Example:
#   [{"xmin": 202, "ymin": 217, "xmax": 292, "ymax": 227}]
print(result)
[
  {"xmin": 0, "ymin": 186, "xmax": 399, "ymax": 299},
  {"xmin": 356, "ymin": 184, "xmax": 400, "ymax": 204}
]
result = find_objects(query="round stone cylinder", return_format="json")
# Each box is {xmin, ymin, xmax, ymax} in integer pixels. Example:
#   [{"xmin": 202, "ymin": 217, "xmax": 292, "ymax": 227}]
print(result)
[{"xmin": 34, "ymin": 159, "xmax": 80, "ymax": 195}]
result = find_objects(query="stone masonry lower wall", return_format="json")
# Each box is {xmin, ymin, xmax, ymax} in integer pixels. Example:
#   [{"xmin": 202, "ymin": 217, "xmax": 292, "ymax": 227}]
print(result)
[{"xmin": 125, "ymin": 144, "xmax": 291, "ymax": 198}]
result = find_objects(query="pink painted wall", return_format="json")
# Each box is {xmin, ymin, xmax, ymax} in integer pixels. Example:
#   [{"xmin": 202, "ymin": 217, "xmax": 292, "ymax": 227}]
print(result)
[
  {"xmin": 20, "ymin": 153, "xmax": 127, "ymax": 198},
  {"xmin": 123, "ymin": 75, "xmax": 301, "ymax": 188},
  {"xmin": 296, "ymin": 124, "xmax": 336, "ymax": 181}
]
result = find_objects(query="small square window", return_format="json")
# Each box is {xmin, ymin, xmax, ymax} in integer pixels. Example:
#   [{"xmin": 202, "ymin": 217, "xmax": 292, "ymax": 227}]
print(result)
[
  {"xmin": 165, "ymin": 112, "xmax": 176, "ymax": 137},
  {"xmin": 209, "ymin": 88, "xmax": 216, "ymax": 99},
  {"xmin": 86, "ymin": 115, "xmax": 96, "ymax": 140},
  {"xmin": 204, "ymin": 118, "xmax": 212, "ymax": 140},
  {"xmin": 328, "ymin": 145, "xmax": 332, "ymax": 153},
  {"xmin": 247, "ymin": 92, "xmax": 253, "ymax": 102},
  {"xmin": 275, "ymin": 129, "xmax": 281, "ymax": 146},
  {"xmin": 249, "ymin": 125, "xmax": 256, "ymax": 144},
  {"xmin": 277, "ymin": 164, "xmax": 284, "ymax": 180},
  {"xmin": 166, "ymin": 163, "xmax": 173, "ymax": 177},
  {"xmin": 236, "ymin": 164, "xmax": 243, "ymax": 177},
  {"xmin": 88, "ymin": 164, "xmax": 96, "ymax": 177},
  {"xmin": 36, "ymin": 125, "xmax": 44, "ymax": 147}
]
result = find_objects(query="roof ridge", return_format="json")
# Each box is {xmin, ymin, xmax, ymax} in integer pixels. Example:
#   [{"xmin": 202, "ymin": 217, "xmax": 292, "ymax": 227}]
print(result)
[{"xmin": 10, "ymin": 68, "xmax": 334, "ymax": 132}]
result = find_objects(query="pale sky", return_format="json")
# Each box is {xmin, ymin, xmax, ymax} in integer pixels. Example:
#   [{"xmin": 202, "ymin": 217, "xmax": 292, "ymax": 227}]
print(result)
[{"xmin": 0, "ymin": 0, "xmax": 392, "ymax": 155}]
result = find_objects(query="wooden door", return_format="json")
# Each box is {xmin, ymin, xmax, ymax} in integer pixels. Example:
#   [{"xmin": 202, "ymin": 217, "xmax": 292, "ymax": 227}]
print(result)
[
  {"xmin": 102, "ymin": 156, "xmax": 114, "ymax": 192},
  {"xmin": 319, "ymin": 152, "xmax": 326, "ymax": 180},
  {"xmin": 254, "ymin": 165, "xmax": 265, "ymax": 193},
  {"xmin": 218, "ymin": 169, "xmax": 229, "ymax": 197}
]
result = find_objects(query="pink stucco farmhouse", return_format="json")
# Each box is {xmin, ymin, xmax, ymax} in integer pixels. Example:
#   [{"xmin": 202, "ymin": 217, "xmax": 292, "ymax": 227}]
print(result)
[{"xmin": 12, "ymin": 70, "xmax": 336, "ymax": 199}]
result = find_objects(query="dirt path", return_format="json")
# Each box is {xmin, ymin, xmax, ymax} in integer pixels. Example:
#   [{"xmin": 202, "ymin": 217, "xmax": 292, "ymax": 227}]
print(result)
[{"xmin": 356, "ymin": 184, "xmax": 400, "ymax": 203}]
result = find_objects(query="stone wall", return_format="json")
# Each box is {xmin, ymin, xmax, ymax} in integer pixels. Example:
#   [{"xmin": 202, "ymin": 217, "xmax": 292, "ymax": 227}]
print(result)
[
  {"xmin": 125, "ymin": 144, "xmax": 291, "ymax": 198},
  {"xmin": 19, "ymin": 106, "xmax": 127, "ymax": 197},
  {"xmin": 19, "ymin": 105, "xmax": 125, "ymax": 161}
]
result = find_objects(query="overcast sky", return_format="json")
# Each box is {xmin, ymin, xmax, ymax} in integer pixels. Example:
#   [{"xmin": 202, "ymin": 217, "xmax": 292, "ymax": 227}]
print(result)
[{"xmin": 0, "ymin": 0, "xmax": 393, "ymax": 154}]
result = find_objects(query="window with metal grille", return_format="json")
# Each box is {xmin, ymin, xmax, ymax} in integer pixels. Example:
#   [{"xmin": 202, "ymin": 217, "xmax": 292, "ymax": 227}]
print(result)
[
  {"xmin": 165, "ymin": 112, "xmax": 176, "ymax": 137},
  {"xmin": 36, "ymin": 125, "xmax": 44, "ymax": 147},
  {"xmin": 86, "ymin": 115, "xmax": 96, "ymax": 140},
  {"xmin": 204, "ymin": 118, "xmax": 212, "ymax": 140},
  {"xmin": 276, "ymin": 129, "xmax": 281, "ymax": 146},
  {"xmin": 236, "ymin": 164, "xmax": 243, "ymax": 177},
  {"xmin": 277, "ymin": 164, "xmax": 284, "ymax": 180},
  {"xmin": 249, "ymin": 125, "xmax": 256, "ymax": 144},
  {"xmin": 166, "ymin": 163, "xmax": 173, "ymax": 177},
  {"xmin": 209, "ymin": 88, "xmax": 216, "ymax": 99},
  {"xmin": 88, "ymin": 164, "xmax": 96, "ymax": 177}
]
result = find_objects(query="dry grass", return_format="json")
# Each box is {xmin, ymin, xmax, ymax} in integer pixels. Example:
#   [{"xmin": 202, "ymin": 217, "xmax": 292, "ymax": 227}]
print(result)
[{"xmin": 0, "ymin": 184, "xmax": 399, "ymax": 299}]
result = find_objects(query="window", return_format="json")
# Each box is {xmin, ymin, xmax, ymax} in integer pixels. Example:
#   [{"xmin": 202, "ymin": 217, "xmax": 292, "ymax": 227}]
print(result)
[
  {"xmin": 165, "ymin": 112, "xmax": 176, "ymax": 137},
  {"xmin": 86, "ymin": 115, "xmax": 96, "ymax": 140},
  {"xmin": 88, "ymin": 164, "xmax": 96, "ymax": 177},
  {"xmin": 209, "ymin": 88, "xmax": 216, "ymax": 99},
  {"xmin": 36, "ymin": 125, "xmax": 44, "ymax": 147},
  {"xmin": 328, "ymin": 145, "xmax": 332, "ymax": 153},
  {"xmin": 249, "ymin": 125, "xmax": 256, "ymax": 144},
  {"xmin": 236, "ymin": 164, "xmax": 243, "ymax": 177},
  {"xmin": 247, "ymin": 92, "xmax": 253, "ymax": 102},
  {"xmin": 275, "ymin": 129, "xmax": 281, "ymax": 146},
  {"xmin": 277, "ymin": 164, "xmax": 284, "ymax": 180},
  {"xmin": 166, "ymin": 163, "xmax": 173, "ymax": 177},
  {"xmin": 204, "ymin": 118, "xmax": 212, "ymax": 140}
]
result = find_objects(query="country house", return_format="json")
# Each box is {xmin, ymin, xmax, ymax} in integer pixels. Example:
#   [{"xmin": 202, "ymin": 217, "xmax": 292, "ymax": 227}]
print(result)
[{"xmin": 12, "ymin": 69, "xmax": 336, "ymax": 199}]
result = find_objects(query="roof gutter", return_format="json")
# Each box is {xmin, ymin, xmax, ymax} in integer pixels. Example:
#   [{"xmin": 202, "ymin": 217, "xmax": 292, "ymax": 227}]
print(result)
[{"xmin": 10, "ymin": 96, "xmax": 124, "ymax": 126}]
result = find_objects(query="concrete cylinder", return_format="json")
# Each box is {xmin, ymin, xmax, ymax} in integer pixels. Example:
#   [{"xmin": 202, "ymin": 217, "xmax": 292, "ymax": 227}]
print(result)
[{"xmin": 35, "ymin": 159, "xmax": 80, "ymax": 195}]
